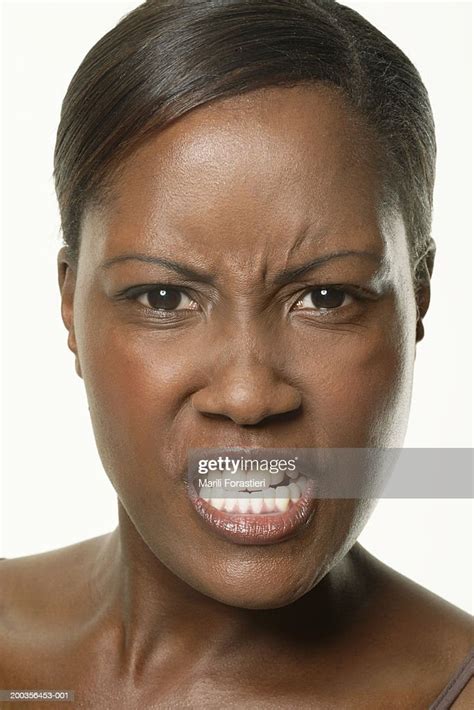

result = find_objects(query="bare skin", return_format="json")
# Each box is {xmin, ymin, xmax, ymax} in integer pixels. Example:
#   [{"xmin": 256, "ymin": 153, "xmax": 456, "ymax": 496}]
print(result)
[{"xmin": 0, "ymin": 86, "xmax": 472, "ymax": 708}]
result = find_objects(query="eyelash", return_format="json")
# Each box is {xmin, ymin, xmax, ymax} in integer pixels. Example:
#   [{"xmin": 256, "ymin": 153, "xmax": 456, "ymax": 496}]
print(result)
[{"xmin": 119, "ymin": 283, "xmax": 363, "ymax": 319}]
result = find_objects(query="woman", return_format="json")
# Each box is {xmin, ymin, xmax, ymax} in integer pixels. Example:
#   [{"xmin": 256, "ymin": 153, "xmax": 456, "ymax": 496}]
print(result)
[{"xmin": 0, "ymin": 0, "xmax": 472, "ymax": 707}]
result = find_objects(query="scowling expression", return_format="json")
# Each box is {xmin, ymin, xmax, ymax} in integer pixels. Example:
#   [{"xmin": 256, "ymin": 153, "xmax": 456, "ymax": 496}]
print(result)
[{"xmin": 59, "ymin": 85, "xmax": 419, "ymax": 608}]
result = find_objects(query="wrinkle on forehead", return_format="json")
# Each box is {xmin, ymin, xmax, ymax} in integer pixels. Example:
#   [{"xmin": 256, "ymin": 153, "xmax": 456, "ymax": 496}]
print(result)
[{"xmin": 78, "ymin": 84, "xmax": 403, "ymax": 286}]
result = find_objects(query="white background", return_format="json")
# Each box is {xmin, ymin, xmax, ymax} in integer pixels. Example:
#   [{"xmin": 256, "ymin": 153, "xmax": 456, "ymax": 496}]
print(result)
[{"xmin": 0, "ymin": 1, "xmax": 472, "ymax": 613}]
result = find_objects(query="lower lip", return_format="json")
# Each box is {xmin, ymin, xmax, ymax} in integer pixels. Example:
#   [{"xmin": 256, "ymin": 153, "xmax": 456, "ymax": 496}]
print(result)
[{"xmin": 188, "ymin": 485, "xmax": 317, "ymax": 545}]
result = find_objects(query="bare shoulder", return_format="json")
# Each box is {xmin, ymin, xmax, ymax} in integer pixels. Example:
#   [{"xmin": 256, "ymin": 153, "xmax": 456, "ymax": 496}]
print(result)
[
  {"xmin": 362, "ymin": 544, "xmax": 472, "ymax": 642},
  {"xmin": 0, "ymin": 533, "xmax": 113, "ymax": 629},
  {"xmin": 0, "ymin": 534, "xmax": 121, "ymax": 701},
  {"xmin": 356, "ymin": 545, "xmax": 473, "ymax": 705}
]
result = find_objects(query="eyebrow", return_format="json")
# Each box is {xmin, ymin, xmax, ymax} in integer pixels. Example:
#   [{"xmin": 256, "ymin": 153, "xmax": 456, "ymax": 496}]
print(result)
[
  {"xmin": 273, "ymin": 250, "xmax": 381, "ymax": 285},
  {"xmin": 99, "ymin": 250, "xmax": 381, "ymax": 285},
  {"xmin": 100, "ymin": 254, "xmax": 216, "ymax": 284}
]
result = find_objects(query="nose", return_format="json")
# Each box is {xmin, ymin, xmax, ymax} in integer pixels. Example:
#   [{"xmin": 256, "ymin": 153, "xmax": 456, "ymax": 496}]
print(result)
[{"xmin": 191, "ymin": 352, "xmax": 302, "ymax": 427}]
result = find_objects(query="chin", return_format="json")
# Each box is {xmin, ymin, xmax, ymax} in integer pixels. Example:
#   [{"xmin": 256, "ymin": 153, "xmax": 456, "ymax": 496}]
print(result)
[
  {"xmin": 186, "ymin": 558, "xmax": 319, "ymax": 610},
  {"xmin": 207, "ymin": 582, "xmax": 311, "ymax": 610}
]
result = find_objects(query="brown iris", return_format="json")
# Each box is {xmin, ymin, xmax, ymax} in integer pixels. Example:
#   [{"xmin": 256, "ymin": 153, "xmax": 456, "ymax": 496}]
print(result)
[
  {"xmin": 147, "ymin": 287, "xmax": 183, "ymax": 310},
  {"xmin": 310, "ymin": 287, "xmax": 346, "ymax": 309}
]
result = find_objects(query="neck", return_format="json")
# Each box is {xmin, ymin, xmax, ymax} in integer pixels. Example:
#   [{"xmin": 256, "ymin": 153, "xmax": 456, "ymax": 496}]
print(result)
[{"xmin": 95, "ymin": 502, "xmax": 373, "ymax": 678}]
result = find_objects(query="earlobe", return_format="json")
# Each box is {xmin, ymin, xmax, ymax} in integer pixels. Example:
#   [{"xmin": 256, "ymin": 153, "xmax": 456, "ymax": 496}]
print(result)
[
  {"xmin": 415, "ymin": 315, "xmax": 425, "ymax": 343},
  {"xmin": 57, "ymin": 246, "xmax": 82, "ymax": 379},
  {"xmin": 414, "ymin": 238, "xmax": 435, "ymax": 345},
  {"xmin": 415, "ymin": 284, "xmax": 430, "ymax": 343},
  {"xmin": 74, "ymin": 357, "xmax": 83, "ymax": 378}
]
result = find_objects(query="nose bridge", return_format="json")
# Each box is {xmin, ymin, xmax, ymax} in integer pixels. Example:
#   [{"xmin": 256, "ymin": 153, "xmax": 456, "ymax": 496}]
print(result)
[
  {"xmin": 215, "ymin": 304, "xmax": 286, "ymax": 380},
  {"xmin": 191, "ymin": 310, "xmax": 302, "ymax": 426},
  {"xmin": 221, "ymin": 305, "xmax": 274, "ymax": 360}
]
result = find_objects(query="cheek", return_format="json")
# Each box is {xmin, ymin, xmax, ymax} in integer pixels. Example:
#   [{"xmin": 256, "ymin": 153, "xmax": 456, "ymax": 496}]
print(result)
[
  {"xmin": 77, "ymin": 322, "xmax": 193, "ymax": 474},
  {"xmin": 296, "ymin": 316, "xmax": 416, "ymax": 448}
]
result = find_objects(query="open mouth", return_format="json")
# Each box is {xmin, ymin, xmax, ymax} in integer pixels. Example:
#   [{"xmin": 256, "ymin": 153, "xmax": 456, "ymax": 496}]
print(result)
[
  {"xmin": 188, "ymin": 468, "xmax": 316, "ymax": 545},
  {"xmin": 197, "ymin": 468, "xmax": 310, "ymax": 514}
]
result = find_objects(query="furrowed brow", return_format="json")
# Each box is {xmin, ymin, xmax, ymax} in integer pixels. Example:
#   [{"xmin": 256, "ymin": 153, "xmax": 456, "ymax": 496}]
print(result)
[
  {"xmin": 100, "ymin": 253, "xmax": 216, "ymax": 285},
  {"xmin": 273, "ymin": 250, "xmax": 382, "ymax": 286}
]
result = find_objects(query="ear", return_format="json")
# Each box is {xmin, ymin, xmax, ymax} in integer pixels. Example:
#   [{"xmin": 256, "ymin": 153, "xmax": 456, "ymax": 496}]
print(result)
[
  {"xmin": 57, "ymin": 246, "xmax": 82, "ymax": 378},
  {"xmin": 415, "ymin": 238, "xmax": 436, "ymax": 343}
]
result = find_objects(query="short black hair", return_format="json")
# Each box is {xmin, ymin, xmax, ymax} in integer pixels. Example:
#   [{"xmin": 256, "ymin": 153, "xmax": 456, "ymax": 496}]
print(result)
[{"xmin": 54, "ymin": 0, "xmax": 436, "ymax": 291}]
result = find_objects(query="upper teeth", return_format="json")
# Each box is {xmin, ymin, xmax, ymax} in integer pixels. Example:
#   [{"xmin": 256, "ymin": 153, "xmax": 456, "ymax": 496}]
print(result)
[
  {"xmin": 205, "ymin": 469, "xmax": 287, "ymax": 490},
  {"xmin": 198, "ymin": 474, "xmax": 309, "ymax": 514}
]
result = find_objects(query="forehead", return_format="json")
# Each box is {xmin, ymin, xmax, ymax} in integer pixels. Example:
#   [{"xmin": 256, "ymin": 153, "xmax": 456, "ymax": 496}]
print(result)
[{"xmin": 80, "ymin": 84, "xmax": 389, "ymax": 268}]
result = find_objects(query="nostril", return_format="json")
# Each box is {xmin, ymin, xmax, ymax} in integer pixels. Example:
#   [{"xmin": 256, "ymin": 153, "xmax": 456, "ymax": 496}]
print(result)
[
  {"xmin": 191, "ymin": 374, "xmax": 302, "ymax": 427},
  {"xmin": 253, "ymin": 406, "xmax": 303, "ymax": 427}
]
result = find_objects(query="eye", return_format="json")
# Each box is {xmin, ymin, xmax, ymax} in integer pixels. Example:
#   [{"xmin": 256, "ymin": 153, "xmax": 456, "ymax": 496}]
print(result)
[
  {"xmin": 293, "ymin": 286, "xmax": 353, "ymax": 312},
  {"xmin": 136, "ymin": 286, "xmax": 198, "ymax": 311}
]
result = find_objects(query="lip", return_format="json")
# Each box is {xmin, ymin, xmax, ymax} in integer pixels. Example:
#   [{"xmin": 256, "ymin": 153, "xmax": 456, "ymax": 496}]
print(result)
[{"xmin": 188, "ymin": 483, "xmax": 317, "ymax": 545}]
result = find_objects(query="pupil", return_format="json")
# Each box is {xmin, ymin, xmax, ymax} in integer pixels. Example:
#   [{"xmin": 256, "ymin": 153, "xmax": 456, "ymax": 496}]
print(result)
[
  {"xmin": 310, "ymin": 287, "xmax": 344, "ymax": 309},
  {"xmin": 148, "ymin": 287, "xmax": 181, "ymax": 310}
]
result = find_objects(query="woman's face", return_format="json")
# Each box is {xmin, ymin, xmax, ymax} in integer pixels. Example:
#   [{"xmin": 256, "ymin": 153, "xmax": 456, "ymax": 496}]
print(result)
[{"xmin": 60, "ymin": 85, "xmax": 418, "ymax": 608}]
